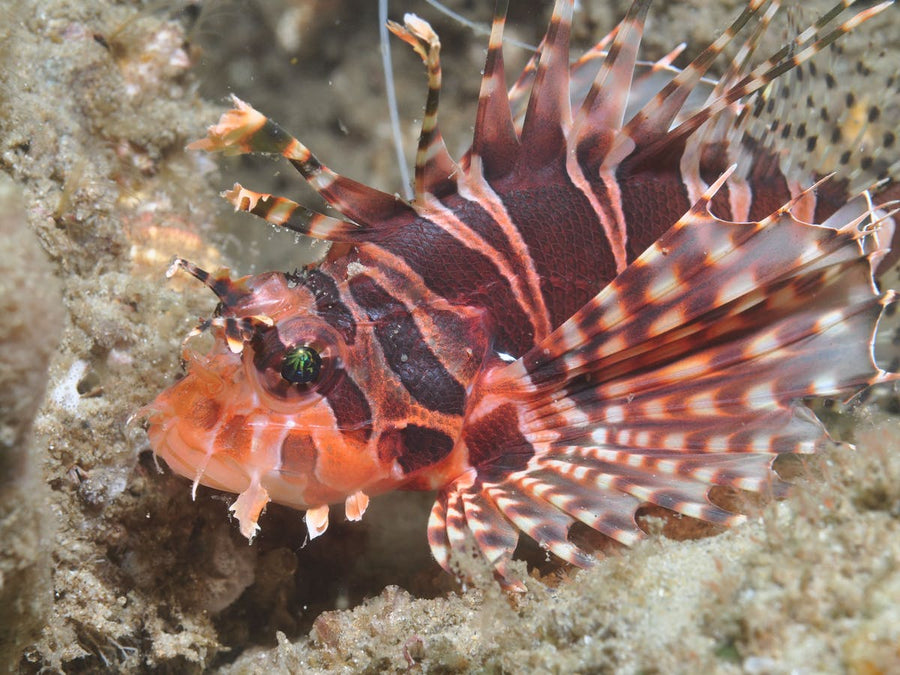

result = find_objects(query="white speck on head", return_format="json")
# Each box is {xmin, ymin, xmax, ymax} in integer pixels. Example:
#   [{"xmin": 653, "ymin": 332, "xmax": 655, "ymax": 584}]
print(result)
[{"xmin": 345, "ymin": 262, "xmax": 368, "ymax": 278}]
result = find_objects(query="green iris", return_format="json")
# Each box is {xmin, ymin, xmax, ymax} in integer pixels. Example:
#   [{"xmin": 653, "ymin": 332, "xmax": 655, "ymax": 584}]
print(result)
[{"xmin": 281, "ymin": 345, "xmax": 322, "ymax": 384}]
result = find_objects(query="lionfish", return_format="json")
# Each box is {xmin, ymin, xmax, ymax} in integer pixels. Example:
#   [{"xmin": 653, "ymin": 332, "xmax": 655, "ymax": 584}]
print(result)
[{"xmin": 146, "ymin": 0, "xmax": 899, "ymax": 588}]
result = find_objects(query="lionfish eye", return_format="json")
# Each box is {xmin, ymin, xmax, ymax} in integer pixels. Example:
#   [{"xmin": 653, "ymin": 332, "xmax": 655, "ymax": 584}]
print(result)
[
  {"xmin": 281, "ymin": 345, "xmax": 321, "ymax": 384},
  {"xmin": 244, "ymin": 317, "xmax": 346, "ymax": 413}
]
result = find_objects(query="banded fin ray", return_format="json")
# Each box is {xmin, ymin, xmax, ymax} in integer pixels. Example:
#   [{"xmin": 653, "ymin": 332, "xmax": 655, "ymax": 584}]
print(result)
[
  {"xmin": 518, "ymin": 0, "xmax": 574, "ymax": 168},
  {"xmin": 429, "ymin": 173, "xmax": 896, "ymax": 589},
  {"xmin": 470, "ymin": 0, "xmax": 520, "ymax": 181},
  {"xmin": 637, "ymin": 0, "xmax": 895, "ymax": 170},
  {"xmin": 189, "ymin": 95, "xmax": 415, "ymax": 235},
  {"xmin": 387, "ymin": 14, "xmax": 460, "ymax": 200}
]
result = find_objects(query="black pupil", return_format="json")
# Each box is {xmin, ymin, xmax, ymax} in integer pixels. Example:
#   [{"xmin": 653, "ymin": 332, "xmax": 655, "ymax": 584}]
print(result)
[{"xmin": 281, "ymin": 345, "xmax": 322, "ymax": 384}]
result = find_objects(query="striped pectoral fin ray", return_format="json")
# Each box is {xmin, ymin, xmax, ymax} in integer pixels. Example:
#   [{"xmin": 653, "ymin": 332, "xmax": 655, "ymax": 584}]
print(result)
[
  {"xmin": 513, "ymin": 181, "xmax": 896, "ymax": 470},
  {"xmin": 221, "ymin": 183, "xmax": 374, "ymax": 243},
  {"xmin": 428, "ymin": 472, "xmax": 525, "ymax": 590},
  {"xmin": 189, "ymin": 95, "xmax": 415, "ymax": 229},
  {"xmin": 429, "ymin": 457, "xmax": 597, "ymax": 591},
  {"xmin": 429, "ymin": 177, "xmax": 897, "ymax": 580}
]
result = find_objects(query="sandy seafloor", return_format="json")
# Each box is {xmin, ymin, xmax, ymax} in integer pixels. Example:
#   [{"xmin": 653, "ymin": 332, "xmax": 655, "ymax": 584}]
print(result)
[{"xmin": 1, "ymin": 0, "xmax": 899, "ymax": 672}]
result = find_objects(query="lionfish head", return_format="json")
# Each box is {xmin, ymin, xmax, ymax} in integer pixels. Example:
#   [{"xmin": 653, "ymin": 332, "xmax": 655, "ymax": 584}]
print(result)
[{"xmin": 144, "ymin": 258, "xmax": 387, "ymax": 539}]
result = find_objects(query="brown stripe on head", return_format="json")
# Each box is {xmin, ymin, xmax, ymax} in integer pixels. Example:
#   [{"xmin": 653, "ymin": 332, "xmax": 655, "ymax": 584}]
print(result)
[
  {"xmin": 394, "ymin": 424, "xmax": 455, "ymax": 475},
  {"xmin": 348, "ymin": 274, "xmax": 466, "ymax": 416},
  {"xmin": 325, "ymin": 374, "xmax": 373, "ymax": 443},
  {"xmin": 280, "ymin": 431, "xmax": 318, "ymax": 479},
  {"xmin": 215, "ymin": 415, "xmax": 252, "ymax": 459},
  {"xmin": 295, "ymin": 268, "xmax": 357, "ymax": 344}
]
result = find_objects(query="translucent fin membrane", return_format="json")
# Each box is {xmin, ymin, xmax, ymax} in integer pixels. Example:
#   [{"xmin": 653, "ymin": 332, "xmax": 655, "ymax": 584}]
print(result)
[{"xmin": 429, "ymin": 171, "xmax": 895, "ymax": 588}]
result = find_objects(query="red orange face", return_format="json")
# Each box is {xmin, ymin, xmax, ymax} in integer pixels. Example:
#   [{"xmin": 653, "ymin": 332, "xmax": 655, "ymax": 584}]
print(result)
[{"xmin": 144, "ymin": 268, "xmax": 395, "ymax": 520}]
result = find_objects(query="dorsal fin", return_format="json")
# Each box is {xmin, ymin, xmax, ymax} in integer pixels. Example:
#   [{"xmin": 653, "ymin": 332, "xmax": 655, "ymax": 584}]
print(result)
[
  {"xmin": 470, "ymin": 0, "xmax": 520, "ymax": 181},
  {"xmin": 710, "ymin": 0, "xmax": 781, "ymax": 102},
  {"xmin": 505, "ymin": 37, "xmax": 544, "ymax": 134},
  {"xmin": 189, "ymin": 96, "xmax": 415, "ymax": 229},
  {"xmin": 507, "ymin": 21, "xmax": 621, "ymax": 134},
  {"xmin": 571, "ymin": 0, "xmax": 652, "ymax": 166},
  {"xmin": 605, "ymin": 0, "xmax": 766, "ymax": 168},
  {"xmin": 637, "ymin": 1, "xmax": 893, "ymax": 170},
  {"xmin": 518, "ymin": 0, "xmax": 574, "ymax": 168},
  {"xmin": 388, "ymin": 15, "xmax": 459, "ymax": 200}
]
